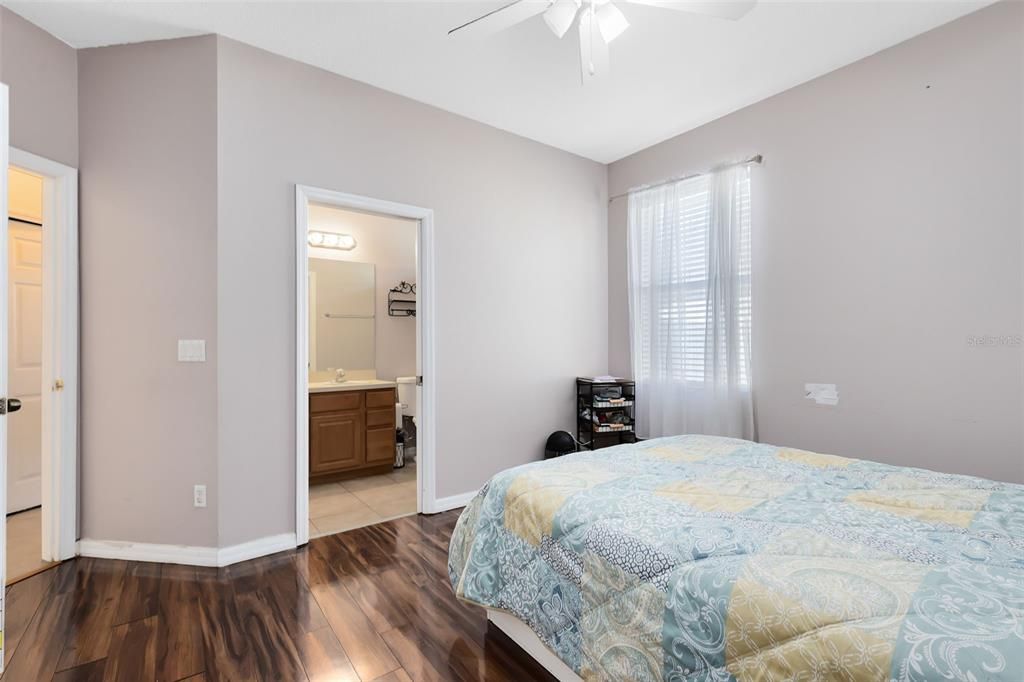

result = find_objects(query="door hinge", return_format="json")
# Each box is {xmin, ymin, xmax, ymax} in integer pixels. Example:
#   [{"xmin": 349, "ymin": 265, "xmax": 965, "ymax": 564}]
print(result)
[{"xmin": 417, "ymin": 376, "xmax": 423, "ymax": 386}]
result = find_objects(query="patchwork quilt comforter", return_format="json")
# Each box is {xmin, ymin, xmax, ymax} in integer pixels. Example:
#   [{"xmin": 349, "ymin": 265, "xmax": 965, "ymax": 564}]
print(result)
[{"xmin": 447, "ymin": 435, "xmax": 1024, "ymax": 681}]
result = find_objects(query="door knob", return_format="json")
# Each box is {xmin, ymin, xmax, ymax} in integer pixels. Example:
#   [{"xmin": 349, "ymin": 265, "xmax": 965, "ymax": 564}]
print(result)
[{"xmin": 0, "ymin": 398, "xmax": 22, "ymax": 415}]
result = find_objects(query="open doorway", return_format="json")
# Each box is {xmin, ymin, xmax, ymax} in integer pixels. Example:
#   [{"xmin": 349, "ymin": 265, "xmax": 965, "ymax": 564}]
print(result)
[
  {"xmin": 6, "ymin": 166, "xmax": 51, "ymax": 582},
  {"xmin": 295, "ymin": 186, "xmax": 435, "ymax": 545},
  {"xmin": 4, "ymin": 149, "xmax": 78, "ymax": 586},
  {"xmin": 307, "ymin": 206, "xmax": 417, "ymax": 536}
]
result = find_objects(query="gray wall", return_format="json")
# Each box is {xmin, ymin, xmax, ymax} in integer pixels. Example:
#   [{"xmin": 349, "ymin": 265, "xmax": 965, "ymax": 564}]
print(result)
[
  {"xmin": 78, "ymin": 37, "xmax": 220, "ymax": 546},
  {"xmin": 10, "ymin": 25, "xmax": 605, "ymax": 550},
  {"xmin": 608, "ymin": 1, "xmax": 1024, "ymax": 483},
  {"xmin": 0, "ymin": 7, "xmax": 78, "ymax": 167},
  {"xmin": 215, "ymin": 37, "xmax": 607, "ymax": 546},
  {"xmin": 1, "ymin": 6, "xmax": 79, "ymax": 534}
]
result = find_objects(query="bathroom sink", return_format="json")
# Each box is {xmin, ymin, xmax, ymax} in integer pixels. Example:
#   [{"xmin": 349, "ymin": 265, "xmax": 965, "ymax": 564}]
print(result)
[{"xmin": 308, "ymin": 379, "xmax": 397, "ymax": 393}]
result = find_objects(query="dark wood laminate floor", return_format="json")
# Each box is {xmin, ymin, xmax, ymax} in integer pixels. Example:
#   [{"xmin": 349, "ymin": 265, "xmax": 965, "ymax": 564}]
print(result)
[{"xmin": 2, "ymin": 510, "xmax": 554, "ymax": 682}]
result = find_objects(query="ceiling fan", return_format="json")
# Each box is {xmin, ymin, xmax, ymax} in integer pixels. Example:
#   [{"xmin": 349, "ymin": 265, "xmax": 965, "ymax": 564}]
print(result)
[{"xmin": 448, "ymin": 0, "xmax": 756, "ymax": 85}]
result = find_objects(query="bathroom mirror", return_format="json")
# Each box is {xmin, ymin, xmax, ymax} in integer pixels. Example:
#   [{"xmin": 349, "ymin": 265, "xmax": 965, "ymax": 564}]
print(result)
[{"xmin": 309, "ymin": 258, "xmax": 375, "ymax": 372}]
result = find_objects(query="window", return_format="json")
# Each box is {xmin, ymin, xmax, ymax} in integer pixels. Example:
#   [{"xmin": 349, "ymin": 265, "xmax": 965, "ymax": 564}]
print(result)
[
  {"xmin": 630, "ymin": 168, "xmax": 751, "ymax": 388},
  {"xmin": 628, "ymin": 164, "xmax": 754, "ymax": 439}
]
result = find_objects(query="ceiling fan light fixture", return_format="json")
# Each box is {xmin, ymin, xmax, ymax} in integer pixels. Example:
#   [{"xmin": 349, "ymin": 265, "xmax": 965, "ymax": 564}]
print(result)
[
  {"xmin": 544, "ymin": 0, "xmax": 581, "ymax": 38},
  {"xmin": 595, "ymin": 1, "xmax": 629, "ymax": 43}
]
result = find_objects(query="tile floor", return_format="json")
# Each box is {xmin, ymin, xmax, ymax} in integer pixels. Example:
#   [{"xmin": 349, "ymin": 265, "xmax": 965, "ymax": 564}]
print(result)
[
  {"xmin": 309, "ymin": 459, "xmax": 417, "ymax": 538},
  {"xmin": 6, "ymin": 507, "xmax": 58, "ymax": 585}
]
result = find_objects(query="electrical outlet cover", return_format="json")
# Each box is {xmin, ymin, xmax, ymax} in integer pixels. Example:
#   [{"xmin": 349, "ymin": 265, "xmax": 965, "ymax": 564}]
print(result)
[
  {"xmin": 178, "ymin": 339, "xmax": 206, "ymax": 362},
  {"xmin": 805, "ymin": 383, "xmax": 839, "ymax": 405}
]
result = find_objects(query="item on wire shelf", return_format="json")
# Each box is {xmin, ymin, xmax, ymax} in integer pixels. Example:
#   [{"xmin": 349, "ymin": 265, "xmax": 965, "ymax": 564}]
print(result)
[
  {"xmin": 592, "ymin": 410, "xmax": 632, "ymax": 430},
  {"xmin": 594, "ymin": 387, "xmax": 623, "ymax": 401},
  {"xmin": 593, "ymin": 397, "xmax": 629, "ymax": 408}
]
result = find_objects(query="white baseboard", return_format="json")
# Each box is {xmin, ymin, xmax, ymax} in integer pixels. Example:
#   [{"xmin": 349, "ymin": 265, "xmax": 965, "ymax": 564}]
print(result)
[
  {"xmin": 217, "ymin": 533, "xmax": 297, "ymax": 566},
  {"xmin": 77, "ymin": 539, "xmax": 219, "ymax": 566},
  {"xmin": 428, "ymin": 490, "xmax": 477, "ymax": 513},
  {"xmin": 77, "ymin": 532, "xmax": 297, "ymax": 567}
]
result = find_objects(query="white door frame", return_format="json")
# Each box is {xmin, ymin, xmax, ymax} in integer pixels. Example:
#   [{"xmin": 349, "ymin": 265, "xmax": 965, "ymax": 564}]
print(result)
[
  {"xmin": 1, "ymin": 83, "xmax": 9, "ymax": 672},
  {"xmin": 294, "ymin": 185, "xmax": 436, "ymax": 546},
  {"xmin": 9, "ymin": 147, "xmax": 79, "ymax": 562}
]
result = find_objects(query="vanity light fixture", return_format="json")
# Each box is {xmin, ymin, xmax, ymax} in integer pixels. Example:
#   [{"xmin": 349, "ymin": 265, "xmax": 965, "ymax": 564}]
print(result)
[{"xmin": 308, "ymin": 230, "xmax": 357, "ymax": 251}]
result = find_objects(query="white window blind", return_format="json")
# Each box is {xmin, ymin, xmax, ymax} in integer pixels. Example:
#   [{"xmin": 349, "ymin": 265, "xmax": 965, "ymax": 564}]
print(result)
[{"xmin": 628, "ymin": 165, "xmax": 754, "ymax": 439}]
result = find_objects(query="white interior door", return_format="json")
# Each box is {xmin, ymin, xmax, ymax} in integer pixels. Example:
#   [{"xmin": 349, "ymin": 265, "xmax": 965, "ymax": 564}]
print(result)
[{"xmin": 6, "ymin": 220, "xmax": 41, "ymax": 513}]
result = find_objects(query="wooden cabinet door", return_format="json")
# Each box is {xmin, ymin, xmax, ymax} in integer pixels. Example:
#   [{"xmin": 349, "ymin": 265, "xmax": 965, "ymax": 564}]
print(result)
[
  {"xmin": 365, "ymin": 389, "xmax": 396, "ymax": 465},
  {"xmin": 365, "ymin": 425, "xmax": 396, "ymax": 465},
  {"xmin": 310, "ymin": 410, "xmax": 365, "ymax": 474},
  {"xmin": 366, "ymin": 388, "xmax": 395, "ymax": 408}
]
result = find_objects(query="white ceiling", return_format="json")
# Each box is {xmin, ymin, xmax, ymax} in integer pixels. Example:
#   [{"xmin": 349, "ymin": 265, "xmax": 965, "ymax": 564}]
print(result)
[{"xmin": 4, "ymin": 0, "xmax": 992, "ymax": 162}]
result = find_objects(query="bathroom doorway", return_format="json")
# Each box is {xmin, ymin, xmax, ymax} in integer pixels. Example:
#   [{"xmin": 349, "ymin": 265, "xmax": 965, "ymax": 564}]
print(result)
[{"xmin": 295, "ymin": 186, "xmax": 435, "ymax": 544}]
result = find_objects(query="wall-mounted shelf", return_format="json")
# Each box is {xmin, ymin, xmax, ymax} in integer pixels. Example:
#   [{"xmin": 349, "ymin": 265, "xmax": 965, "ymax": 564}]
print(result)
[{"xmin": 388, "ymin": 281, "xmax": 417, "ymax": 317}]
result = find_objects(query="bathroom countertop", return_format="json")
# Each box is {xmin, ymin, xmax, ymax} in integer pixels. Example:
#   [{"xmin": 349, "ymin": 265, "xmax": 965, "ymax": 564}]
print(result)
[{"xmin": 309, "ymin": 379, "xmax": 397, "ymax": 393}]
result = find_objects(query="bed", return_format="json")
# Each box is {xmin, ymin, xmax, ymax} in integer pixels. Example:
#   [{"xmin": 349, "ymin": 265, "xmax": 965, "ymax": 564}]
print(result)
[{"xmin": 448, "ymin": 435, "xmax": 1024, "ymax": 681}]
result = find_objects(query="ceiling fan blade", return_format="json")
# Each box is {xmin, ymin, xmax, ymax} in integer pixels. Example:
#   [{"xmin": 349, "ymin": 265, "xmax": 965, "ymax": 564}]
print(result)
[
  {"xmin": 624, "ymin": 0, "xmax": 756, "ymax": 21},
  {"xmin": 578, "ymin": 7, "xmax": 609, "ymax": 85},
  {"xmin": 448, "ymin": 0, "xmax": 550, "ymax": 38}
]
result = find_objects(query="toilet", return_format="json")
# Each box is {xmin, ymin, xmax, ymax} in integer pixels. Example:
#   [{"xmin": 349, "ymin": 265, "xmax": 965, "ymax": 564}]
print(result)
[
  {"xmin": 395, "ymin": 376, "xmax": 417, "ymax": 427},
  {"xmin": 395, "ymin": 377, "xmax": 418, "ymax": 465}
]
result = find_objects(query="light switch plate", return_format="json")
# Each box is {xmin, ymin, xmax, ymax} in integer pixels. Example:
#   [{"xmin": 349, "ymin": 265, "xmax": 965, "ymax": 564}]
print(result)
[{"xmin": 178, "ymin": 339, "xmax": 206, "ymax": 362}]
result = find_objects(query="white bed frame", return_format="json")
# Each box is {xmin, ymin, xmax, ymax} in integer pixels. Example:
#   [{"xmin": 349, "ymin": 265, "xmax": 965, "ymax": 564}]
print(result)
[{"xmin": 487, "ymin": 610, "xmax": 584, "ymax": 682}]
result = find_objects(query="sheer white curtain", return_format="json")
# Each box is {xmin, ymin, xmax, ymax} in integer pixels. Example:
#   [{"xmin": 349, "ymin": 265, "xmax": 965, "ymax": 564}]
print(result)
[{"xmin": 627, "ymin": 164, "xmax": 754, "ymax": 440}]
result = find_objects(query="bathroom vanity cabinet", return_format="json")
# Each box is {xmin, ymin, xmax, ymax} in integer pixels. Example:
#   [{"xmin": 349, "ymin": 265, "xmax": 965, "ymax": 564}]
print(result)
[{"xmin": 310, "ymin": 387, "xmax": 396, "ymax": 482}]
